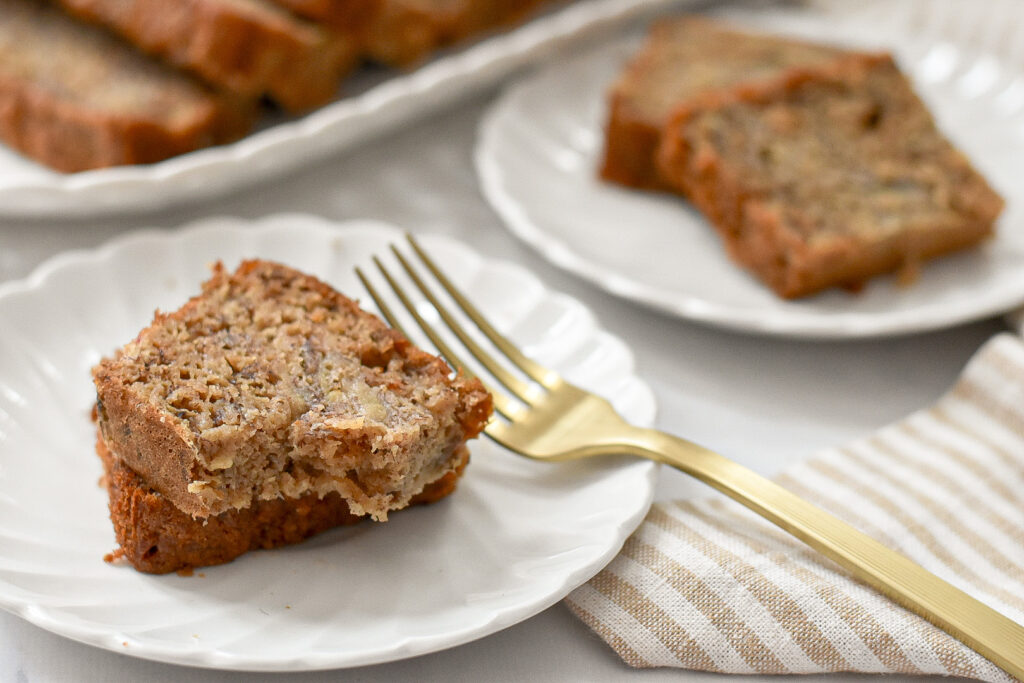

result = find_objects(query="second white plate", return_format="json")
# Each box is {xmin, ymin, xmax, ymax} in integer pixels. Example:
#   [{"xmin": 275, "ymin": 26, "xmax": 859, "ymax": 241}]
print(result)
[{"xmin": 476, "ymin": 0, "xmax": 1024, "ymax": 338}]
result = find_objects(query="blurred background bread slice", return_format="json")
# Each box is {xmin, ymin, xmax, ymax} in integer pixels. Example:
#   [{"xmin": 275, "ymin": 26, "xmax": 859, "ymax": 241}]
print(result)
[
  {"xmin": 57, "ymin": 0, "xmax": 361, "ymax": 111},
  {"xmin": 655, "ymin": 53, "xmax": 1005, "ymax": 298},
  {"xmin": 0, "ymin": 0, "xmax": 561, "ymax": 171},
  {"xmin": 0, "ymin": 0, "xmax": 254, "ymax": 172},
  {"xmin": 601, "ymin": 16, "xmax": 847, "ymax": 190}
]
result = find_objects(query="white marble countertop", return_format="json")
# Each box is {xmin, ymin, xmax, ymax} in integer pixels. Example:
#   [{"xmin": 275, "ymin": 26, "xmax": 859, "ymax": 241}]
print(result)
[{"xmin": 0, "ymin": 46, "xmax": 1004, "ymax": 683}]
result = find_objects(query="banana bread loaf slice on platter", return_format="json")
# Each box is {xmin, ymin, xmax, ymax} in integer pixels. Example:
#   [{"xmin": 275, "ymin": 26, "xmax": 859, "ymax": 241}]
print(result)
[
  {"xmin": 92, "ymin": 259, "xmax": 491, "ymax": 572},
  {"xmin": 0, "ymin": 0, "xmax": 254, "ymax": 172},
  {"xmin": 57, "ymin": 0, "xmax": 361, "ymax": 112},
  {"xmin": 656, "ymin": 54, "xmax": 1005, "ymax": 299}
]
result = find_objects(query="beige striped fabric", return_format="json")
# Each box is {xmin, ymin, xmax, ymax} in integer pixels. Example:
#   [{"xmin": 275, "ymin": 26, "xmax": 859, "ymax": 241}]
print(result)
[{"xmin": 566, "ymin": 332, "xmax": 1024, "ymax": 681}]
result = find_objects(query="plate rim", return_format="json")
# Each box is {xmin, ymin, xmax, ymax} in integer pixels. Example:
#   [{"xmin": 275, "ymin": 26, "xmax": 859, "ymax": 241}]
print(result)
[
  {"xmin": 474, "ymin": 2, "xmax": 1024, "ymax": 340},
  {"xmin": 0, "ymin": 214, "xmax": 659, "ymax": 670}
]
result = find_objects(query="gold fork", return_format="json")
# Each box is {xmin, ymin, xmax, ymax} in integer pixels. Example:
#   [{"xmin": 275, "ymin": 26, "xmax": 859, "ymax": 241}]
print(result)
[{"xmin": 357, "ymin": 234, "xmax": 1024, "ymax": 680}]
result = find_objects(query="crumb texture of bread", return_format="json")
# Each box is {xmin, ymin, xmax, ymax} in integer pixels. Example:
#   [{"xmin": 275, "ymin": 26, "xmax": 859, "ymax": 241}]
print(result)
[
  {"xmin": 600, "ymin": 16, "xmax": 847, "ymax": 190},
  {"xmin": 657, "ymin": 54, "xmax": 1005, "ymax": 298},
  {"xmin": 92, "ymin": 259, "xmax": 491, "ymax": 522},
  {"xmin": 97, "ymin": 431, "xmax": 467, "ymax": 573},
  {"xmin": 0, "ymin": 0, "xmax": 252, "ymax": 172},
  {"xmin": 57, "ymin": 0, "xmax": 360, "ymax": 111}
]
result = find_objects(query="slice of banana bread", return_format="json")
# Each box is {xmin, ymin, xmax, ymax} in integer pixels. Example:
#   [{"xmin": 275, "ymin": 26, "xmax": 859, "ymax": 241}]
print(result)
[
  {"xmin": 58, "ymin": 0, "xmax": 360, "ymax": 112},
  {"xmin": 92, "ymin": 259, "xmax": 492, "ymax": 524},
  {"xmin": 96, "ymin": 429, "xmax": 468, "ymax": 573},
  {"xmin": 656, "ymin": 54, "xmax": 1005, "ymax": 298},
  {"xmin": 0, "ymin": 0, "xmax": 253, "ymax": 172},
  {"xmin": 601, "ymin": 17, "xmax": 847, "ymax": 190}
]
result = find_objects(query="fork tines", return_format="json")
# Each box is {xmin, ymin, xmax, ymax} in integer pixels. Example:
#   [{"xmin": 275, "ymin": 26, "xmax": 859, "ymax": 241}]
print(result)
[{"xmin": 355, "ymin": 234, "xmax": 553, "ymax": 422}]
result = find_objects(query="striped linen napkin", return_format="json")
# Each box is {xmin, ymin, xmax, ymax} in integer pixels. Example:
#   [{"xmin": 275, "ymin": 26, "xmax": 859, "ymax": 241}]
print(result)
[{"xmin": 566, "ymin": 332, "xmax": 1024, "ymax": 680}]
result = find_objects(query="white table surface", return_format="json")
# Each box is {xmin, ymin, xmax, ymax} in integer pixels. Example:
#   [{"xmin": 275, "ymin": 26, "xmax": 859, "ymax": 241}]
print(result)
[{"xmin": 0, "ymin": 38, "xmax": 1004, "ymax": 683}]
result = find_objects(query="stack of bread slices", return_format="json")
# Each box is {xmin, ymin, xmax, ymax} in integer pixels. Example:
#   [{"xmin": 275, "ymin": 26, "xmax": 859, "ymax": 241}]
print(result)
[
  {"xmin": 91, "ymin": 260, "xmax": 492, "ymax": 574},
  {"xmin": 600, "ymin": 17, "xmax": 1004, "ymax": 299}
]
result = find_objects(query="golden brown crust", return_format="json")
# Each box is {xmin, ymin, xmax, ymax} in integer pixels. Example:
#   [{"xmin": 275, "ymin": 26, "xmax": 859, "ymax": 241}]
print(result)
[
  {"xmin": 95, "ymin": 379, "xmax": 203, "ymax": 515},
  {"xmin": 656, "ymin": 54, "xmax": 1004, "ymax": 298},
  {"xmin": 58, "ymin": 0, "xmax": 360, "ymax": 112},
  {"xmin": 0, "ymin": 0, "xmax": 253, "ymax": 172},
  {"xmin": 599, "ymin": 94, "xmax": 666, "ymax": 190},
  {"xmin": 363, "ymin": 0, "xmax": 547, "ymax": 66},
  {"xmin": 97, "ymin": 431, "xmax": 467, "ymax": 574}
]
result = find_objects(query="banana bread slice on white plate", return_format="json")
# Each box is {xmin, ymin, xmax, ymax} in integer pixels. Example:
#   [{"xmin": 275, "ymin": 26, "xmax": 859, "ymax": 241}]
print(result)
[
  {"xmin": 657, "ymin": 54, "xmax": 1005, "ymax": 298},
  {"xmin": 92, "ymin": 259, "xmax": 492, "ymax": 573}
]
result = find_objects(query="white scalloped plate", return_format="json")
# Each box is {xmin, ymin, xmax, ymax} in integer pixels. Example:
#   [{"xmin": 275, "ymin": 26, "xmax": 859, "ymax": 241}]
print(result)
[
  {"xmin": 476, "ymin": 0, "xmax": 1024, "ymax": 338},
  {"xmin": 0, "ymin": 215, "xmax": 657, "ymax": 670},
  {"xmin": 0, "ymin": 0, "xmax": 690, "ymax": 219}
]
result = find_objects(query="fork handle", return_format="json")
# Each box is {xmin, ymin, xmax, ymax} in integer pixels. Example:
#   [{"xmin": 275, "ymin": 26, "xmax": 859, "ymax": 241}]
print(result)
[{"xmin": 629, "ymin": 430, "xmax": 1024, "ymax": 679}]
